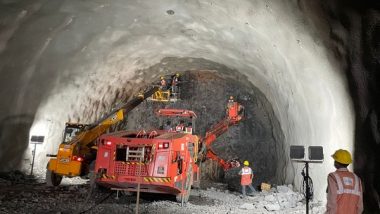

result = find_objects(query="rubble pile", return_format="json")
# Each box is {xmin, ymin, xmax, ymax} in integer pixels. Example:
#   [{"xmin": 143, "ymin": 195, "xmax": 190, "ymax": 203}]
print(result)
[{"xmin": 0, "ymin": 178, "xmax": 325, "ymax": 213}]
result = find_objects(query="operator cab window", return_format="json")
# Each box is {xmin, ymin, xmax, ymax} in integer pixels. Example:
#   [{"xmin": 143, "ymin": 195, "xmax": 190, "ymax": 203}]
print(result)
[{"xmin": 63, "ymin": 128, "xmax": 80, "ymax": 144}]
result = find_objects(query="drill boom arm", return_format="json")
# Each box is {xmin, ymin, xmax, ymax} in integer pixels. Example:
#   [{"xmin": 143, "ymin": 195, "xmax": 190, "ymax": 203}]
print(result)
[{"xmin": 200, "ymin": 101, "xmax": 244, "ymax": 170}]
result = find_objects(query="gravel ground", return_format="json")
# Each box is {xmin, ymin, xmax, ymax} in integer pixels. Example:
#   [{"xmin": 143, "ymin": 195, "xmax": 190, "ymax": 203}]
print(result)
[{"xmin": 0, "ymin": 173, "xmax": 325, "ymax": 214}]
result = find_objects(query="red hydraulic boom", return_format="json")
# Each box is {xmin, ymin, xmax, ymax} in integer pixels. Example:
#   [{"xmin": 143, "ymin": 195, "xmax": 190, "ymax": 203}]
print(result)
[{"xmin": 200, "ymin": 101, "xmax": 244, "ymax": 170}]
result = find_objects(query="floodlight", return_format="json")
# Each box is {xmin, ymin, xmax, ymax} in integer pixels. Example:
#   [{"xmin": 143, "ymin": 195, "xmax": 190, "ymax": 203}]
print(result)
[{"xmin": 290, "ymin": 145, "xmax": 305, "ymax": 160}]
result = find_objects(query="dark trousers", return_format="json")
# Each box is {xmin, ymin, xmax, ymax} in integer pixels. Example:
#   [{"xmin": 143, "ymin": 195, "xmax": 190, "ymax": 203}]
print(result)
[{"xmin": 242, "ymin": 184, "xmax": 256, "ymax": 196}]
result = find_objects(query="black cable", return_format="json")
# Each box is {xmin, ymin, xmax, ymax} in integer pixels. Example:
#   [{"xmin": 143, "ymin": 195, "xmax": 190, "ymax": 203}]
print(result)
[{"xmin": 301, "ymin": 165, "xmax": 314, "ymax": 200}]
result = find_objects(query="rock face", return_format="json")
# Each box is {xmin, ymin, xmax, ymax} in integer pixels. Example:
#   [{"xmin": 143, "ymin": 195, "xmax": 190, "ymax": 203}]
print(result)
[
  {"xmin": 0, "ymin": 0, "xmax": 378, "ymax": 210},
  {"xmin": 305, "ymin": 1, "xmax": 380, "ymax": 211},
  {"xmin": 123, "ymin": 66, "xmax": 285, "ymax": 190}
]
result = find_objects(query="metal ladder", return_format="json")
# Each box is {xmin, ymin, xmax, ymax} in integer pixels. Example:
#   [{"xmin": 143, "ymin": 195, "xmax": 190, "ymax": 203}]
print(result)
[
  {"xmin": 127, "ymin": 146, "xmax": 145, "ymax": 214},
  {"xmin": 126, "ymin": 146, "xmax": 145, "ymax": 162}
]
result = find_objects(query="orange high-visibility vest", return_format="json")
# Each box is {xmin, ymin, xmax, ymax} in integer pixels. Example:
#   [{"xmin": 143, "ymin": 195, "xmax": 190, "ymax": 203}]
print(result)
[
  {"xmin": 240, "ymin": 167, "xmax": 253, "ymax": 185},
  {"xmin": 327, "ymin": 169, "xmax": 362, "ymax": 214}
]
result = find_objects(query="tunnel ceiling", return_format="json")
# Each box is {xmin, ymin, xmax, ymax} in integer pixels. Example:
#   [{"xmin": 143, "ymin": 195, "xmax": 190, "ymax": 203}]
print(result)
[{"xmin": 1, "ymin": 0, "xmax": 379, "ymax": 210}]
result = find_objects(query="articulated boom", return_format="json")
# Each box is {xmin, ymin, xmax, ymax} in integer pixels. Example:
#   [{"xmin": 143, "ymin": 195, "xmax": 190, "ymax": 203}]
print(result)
[
  {"xmin": 94, "ymin": 99, "xmax": 243, "ymax": 203},
  {"xmin": 200, "ymin": 101, "xmax": 244, "ymax": 170}
]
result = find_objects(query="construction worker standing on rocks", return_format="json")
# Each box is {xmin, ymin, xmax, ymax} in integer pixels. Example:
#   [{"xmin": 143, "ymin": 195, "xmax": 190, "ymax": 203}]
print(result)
[
  {"xmin": 326, "ymin": 149, "xmax": 363, "ymax": 214},
  {"xmin": 239, "ymin": 160, "xmax": 257, "ymax": 197}
]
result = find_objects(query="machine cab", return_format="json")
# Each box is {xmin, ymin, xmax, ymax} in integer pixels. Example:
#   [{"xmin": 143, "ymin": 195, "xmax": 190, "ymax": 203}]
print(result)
[
  {"xmin": 62, "ymin": 123, "xmax": 88, "ymax": 144},
  {"xmin": 156, "ymin": 109, "xmax": 197, "ymax": 134}
]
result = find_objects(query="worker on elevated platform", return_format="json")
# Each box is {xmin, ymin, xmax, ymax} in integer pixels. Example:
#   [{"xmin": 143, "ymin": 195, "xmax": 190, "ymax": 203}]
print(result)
[
  {"xmin": 227, "ymin": 96, "xmax": 235, "ymax": 113},
  {"xmin": 185, "ymin": 122, "xmax": 193, "ymax": 134},
  {"xmin": 239, "ymin": 160, "xmax": 256, "ymax": 197},
  {"xmin": 164, "ymin": 120, "xmax": 173, "ymax": 131},
  {"xmin": 175, "ymin": 120, "xmax": 185, "ymax": 132},
  {"xmin": 160, "ymin": 76, "xmax": 167, "ymax": 90},
  {"xmin": 171, "ymin": 73, "xmax": 180, "ymax": 94}
]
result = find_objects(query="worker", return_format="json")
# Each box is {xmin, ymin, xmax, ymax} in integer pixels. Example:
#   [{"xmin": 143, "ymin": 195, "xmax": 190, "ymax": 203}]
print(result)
[
  {"xmin": 163, "ymin": 120, "xmax": 172, "ymax": 131},
  {"xmin": 227, "ymin": 96, "xmax": 234, "ymax": 109},
  {"xmin": 326, "ymin": 149, "xmax": 363, "ymax": 214},
  {"xmin": 185, "ymin": 122, "xmax": 193, "ymax": 133},
  {"xmin": 171, "ymin": 73, "xmax": 180, "ymax": 94},
  {"xmin": 228, "ymin": 96, "xmax": 234, "ymax": 103},
  {"xmin": 239, "ymin": 160, "xmax": 256, "ymax": 197},
  {"xmin": 160, "ymin": 76, "xmax": 167, "ymax": 90},
  {"xmin": 175, "ymin": 120, "xmax": 185, "ymax": 132}
]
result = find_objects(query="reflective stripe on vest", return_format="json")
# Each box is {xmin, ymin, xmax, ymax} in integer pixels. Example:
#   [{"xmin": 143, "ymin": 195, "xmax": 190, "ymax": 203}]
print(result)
[
  {"xmin": 240, "ymin": 167, "xmax": 252, "ymax": 185},
  {"xmin": 176, "ymin": 125, "xmax": 184, "ymax": 131},
  {"xmin": 332, "ymin": 172, "xmax": 361, "ymax": 196},
  {"xmin": 241, "ymin": 167, "xmax": 252, "ymax": 175}
]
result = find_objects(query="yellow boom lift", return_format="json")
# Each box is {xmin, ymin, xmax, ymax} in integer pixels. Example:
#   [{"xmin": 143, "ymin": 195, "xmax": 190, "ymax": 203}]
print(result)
[{"xmin": 46, "ymin": 86, "xmax": 159, "ymax": 186}]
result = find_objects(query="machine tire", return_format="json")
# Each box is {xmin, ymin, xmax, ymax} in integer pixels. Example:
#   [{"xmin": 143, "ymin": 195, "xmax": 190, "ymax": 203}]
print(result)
[
  {"xmin": 89, "ymin": 161, "xmax": 98, "ymax": 188},
  {"xmin": 176, "ymin": 165, "xmax": 192, "ymax": 203},
  {"xmin": 88, "ymin": 161, "xmax": 108, "ymax": 192},
  {"xmin": 46, "ymin": 169, "xmax": 62, "ymax": 186}
]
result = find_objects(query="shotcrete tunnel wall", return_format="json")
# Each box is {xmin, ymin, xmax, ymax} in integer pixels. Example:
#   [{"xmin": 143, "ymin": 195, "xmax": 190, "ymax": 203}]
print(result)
[{"xmin": 0, "ymin": 0, "xmax": 359, "ymax": 203}]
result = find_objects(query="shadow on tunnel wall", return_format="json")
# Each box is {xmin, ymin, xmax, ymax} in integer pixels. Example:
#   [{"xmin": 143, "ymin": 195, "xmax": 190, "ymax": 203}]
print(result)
[
  {"xmin": 0, "ymin": 114, "xmax": 34, "ymax": 172},
  {"xmin": 314, "ymin": 1, "xmax": 380, "ymax": 212}
]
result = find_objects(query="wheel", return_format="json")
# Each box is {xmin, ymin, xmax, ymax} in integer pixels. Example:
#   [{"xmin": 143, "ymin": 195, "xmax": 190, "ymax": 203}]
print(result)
[
  {"xmin": 46, "ymin": 169, "xmax": 62, "ymax": 186},
  {"xmin": 89, "ymin": 161, "xmax": 98, "ymax": 188},
  {"xmin": 88, "ymin": 162, "xmax": 108, "ymax": 192},
  {"xmin": 176, "ymin": 165, "xmax": 192, "ymax": 203}
]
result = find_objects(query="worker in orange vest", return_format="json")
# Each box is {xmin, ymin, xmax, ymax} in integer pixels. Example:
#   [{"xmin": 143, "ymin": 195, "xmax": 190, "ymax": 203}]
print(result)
[
  {"xmin": 239, "ymin": 160, "xmax": 256, "ymax": 197},
  {"xmin": 326, "ymin": 149, "xmax": 363, "ymax": 214},
  {"xmin": 175, "ymin": 120, "xmax": 185, "ymax": 132}
]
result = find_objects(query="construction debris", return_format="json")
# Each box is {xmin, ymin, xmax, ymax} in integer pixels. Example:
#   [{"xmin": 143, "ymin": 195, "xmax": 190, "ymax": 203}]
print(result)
[{"xmin": 0, "ymin": 179, "xmax": 325, "ymax": 213}]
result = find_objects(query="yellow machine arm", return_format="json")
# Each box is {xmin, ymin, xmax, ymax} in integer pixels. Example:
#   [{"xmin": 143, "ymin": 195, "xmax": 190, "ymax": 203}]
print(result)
[
  {"xmin": 46, "ymin": 86, "xmax": 159, "ymax": 185},
  {"xmin": 69, "ymin": 109, "xmax": 124, "ymax": 147}
]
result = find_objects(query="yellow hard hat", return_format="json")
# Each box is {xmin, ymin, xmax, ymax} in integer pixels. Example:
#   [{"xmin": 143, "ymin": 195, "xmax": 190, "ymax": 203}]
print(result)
[
  {"xmin": 243, "ymin": 160, "xmax": 249, "ymax": 166},
  {"xmin": 176, "ymin": 73, "xmax": 180, "ymax": 76},
  {"xmin": 332, "ymin": 149, "xmax": 352, "ymax": 164},
  {"xmin": 160, "ymin": 76, "xmax": 164, "ymax": 80}
]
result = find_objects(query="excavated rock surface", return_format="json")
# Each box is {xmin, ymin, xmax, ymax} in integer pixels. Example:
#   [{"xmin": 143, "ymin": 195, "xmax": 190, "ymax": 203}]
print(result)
[{"xmin": 121, "ymin": 59, "xmax": 285, "ymax": 191}]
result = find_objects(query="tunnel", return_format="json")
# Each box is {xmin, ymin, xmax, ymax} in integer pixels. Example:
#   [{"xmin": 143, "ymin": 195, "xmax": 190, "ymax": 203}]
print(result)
[{"xmin": 0, "ymin": 0, "xmax": 379, "ymax": 213}]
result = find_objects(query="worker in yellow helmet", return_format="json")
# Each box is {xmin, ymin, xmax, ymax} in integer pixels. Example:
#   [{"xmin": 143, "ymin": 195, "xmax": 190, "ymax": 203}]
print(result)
[
  {"xmin": 229, "ymin": 96, "xmax": 234, "ymax": 101},
  {"xmin": 326, "ymin": 149, "xmax": 363, "ymax": 214},
  {"xmin": 226, "ymin": 96, "xmax": 235, "ymax": 114},
  {"xmin": 160, "ymin": 76, "xmax": 167, "ymax": 90},
  {"xmin": 238, "ymin": 160, "xmax": 256, "ymax": 197},
  {"xmin": 171, "ymin": 73, "xmax": 180, "ymax": 95}
]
